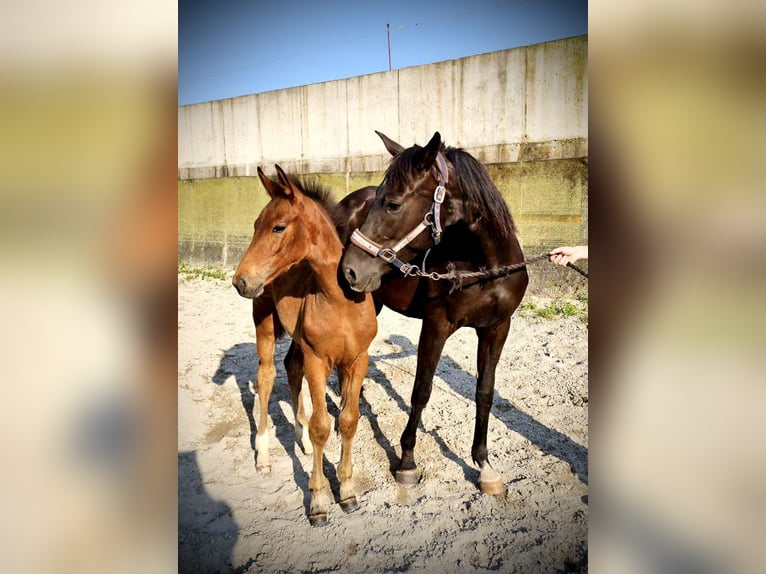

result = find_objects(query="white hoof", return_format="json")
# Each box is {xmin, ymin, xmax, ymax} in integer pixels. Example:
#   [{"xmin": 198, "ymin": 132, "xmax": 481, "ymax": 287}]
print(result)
[
  {"xmin": 478, "ymin": 464, "xmax": 504, "ymax": 495},
  {"xmin": 255, "ymin": 432, "xmax": 270, "ymax": 468}
]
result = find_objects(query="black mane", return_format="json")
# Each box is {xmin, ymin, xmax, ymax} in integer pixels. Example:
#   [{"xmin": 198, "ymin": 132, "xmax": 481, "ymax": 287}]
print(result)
[
  {"xmin": 385, "ymin": 142, "xmax": 516, "ymax": 240},
  {"xmin": 287, "ymin": 174, "xmax": 337, "ymax": 217}
]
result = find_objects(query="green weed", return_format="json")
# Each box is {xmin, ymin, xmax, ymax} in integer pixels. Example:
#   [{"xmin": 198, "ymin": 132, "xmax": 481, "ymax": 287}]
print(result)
[
  {"xmin": 178, "ymin": 261, "xmax": 228, "ymax": 281},
  {"xmin": 519, "ymin": 298, "xmax": 588, "ymax": 321}
]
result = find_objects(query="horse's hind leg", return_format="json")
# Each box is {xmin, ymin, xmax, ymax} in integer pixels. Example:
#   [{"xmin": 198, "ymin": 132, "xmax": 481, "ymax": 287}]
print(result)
[
  {"xmin": 284, "ymin": 341, "xmax": 312, "ymax": 455},
  {"xmin": 397, "ymin": 317, "xmax": 453, "ymax": 486},
  {"xmin": 253, "ymin": 305, "xmax": 277, "ymax": 473},
  {"xmin": 303, "ymin": 353, "xmax": 333, "ymax": 526},
  {"xmin": 473, "ymin": 318, "xmax": 511, "ymax": 495},
  {"xmin": 336, "ymin": 353, "xmax": 368, "ymax": 513}
]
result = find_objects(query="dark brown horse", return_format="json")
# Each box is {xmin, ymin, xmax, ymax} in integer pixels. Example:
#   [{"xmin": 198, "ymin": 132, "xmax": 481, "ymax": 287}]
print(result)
[
  {"xmin": 338, "ymin": 131, "xmax": 528, "ymax": 494},
  {"xmin": 232, "ymin": 166, "xmax": 377, "ymax": 526}
]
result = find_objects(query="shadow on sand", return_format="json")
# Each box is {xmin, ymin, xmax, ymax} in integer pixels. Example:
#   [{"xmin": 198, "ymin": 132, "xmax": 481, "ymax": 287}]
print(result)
[{"xmin": 365, "ymin": 333, "xmax": 588, "ymax": 486}]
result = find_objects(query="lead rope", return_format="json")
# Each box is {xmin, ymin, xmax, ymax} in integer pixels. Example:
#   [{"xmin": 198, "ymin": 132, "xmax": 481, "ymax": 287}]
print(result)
[{"xmin": 398, "ymin": 252, "xmax": 587, "ymax": 293}]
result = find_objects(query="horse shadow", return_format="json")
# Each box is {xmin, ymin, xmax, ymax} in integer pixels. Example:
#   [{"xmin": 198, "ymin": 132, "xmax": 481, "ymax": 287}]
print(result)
[
  {"xmin": 178, "ymin": 450, "xmax": 241, "ymax": 573},
  {"xmin": 363, "ymin": 338, "xmax": 479, "ymax": 485},
  {"xmin": 211, "ymin": 342, "xmax": 341, "ymax": 515},
  {"xmin": 366, "ymin": 333, "xmax": 588, "ymax": 486},
  {"xmin": 209, "ymin": 339, "xmax": 462, "ymax": 494},
  {"xmin": 210, "ymin": 325, "xmax": 587, "ymax": 520}
]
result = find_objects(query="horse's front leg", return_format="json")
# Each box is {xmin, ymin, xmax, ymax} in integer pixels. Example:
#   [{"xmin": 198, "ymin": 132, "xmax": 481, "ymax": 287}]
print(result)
[
  {"xmin": 473, "ymin": 318, "xmax": 511, "ymax": 494},
  {"xmin": 253, "ymin": 301, "xmax": 277, "ymax": 473},
  {"xmin": 303, "ymin": 352, "xmax": 332, "ymax": 526},
  {"xmin": 336, "ymin": 353, "xmax": 368, "ymax": 512},
  {"xmin": 397, "ymin": 317, "xmax": 454, "ymax": 486}
]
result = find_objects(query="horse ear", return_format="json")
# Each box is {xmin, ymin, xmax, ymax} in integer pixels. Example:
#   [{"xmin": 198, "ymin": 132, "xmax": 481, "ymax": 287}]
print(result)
[
  {"xmin": 414, "ymin": 131, "xmax": 441, "ymax": 172},
  {"xmin": 273, "ymin": 164, "xmax": 296, "ymax": 199},
  {"xmin": 375, "ymin": 130, "xmax": 404, "ymax": 156},
  {"xmin": 257, "ymin": 166, "xmax": 280, "ymax": 199}
]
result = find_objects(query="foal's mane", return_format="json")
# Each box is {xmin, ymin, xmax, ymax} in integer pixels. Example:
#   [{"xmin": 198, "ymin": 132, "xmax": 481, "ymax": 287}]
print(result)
[
  {"xmin": 385, "ymin": 142, "xmax": 516, "ymax": 240},
  {"xmin": 286, "ymin": 174, "xmax": 337, "ymax": 218}
]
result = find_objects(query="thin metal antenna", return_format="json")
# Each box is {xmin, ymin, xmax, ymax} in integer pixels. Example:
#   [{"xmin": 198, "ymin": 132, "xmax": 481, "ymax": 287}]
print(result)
[{"xmin": 387, "ymin": 23, "xmax": 392, "ymax": 71}]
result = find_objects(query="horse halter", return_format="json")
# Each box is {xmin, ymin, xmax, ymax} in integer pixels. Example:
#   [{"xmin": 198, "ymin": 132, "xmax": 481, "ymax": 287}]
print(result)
[{"xmin": 349, "ymin": 152, "xmax": 449, "ymax": 274}]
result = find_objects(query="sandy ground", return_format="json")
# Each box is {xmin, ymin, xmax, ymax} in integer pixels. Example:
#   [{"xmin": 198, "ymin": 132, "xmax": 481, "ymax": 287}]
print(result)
[{"xmin": 178, "ymin": 275, "xmax": 588, "ymax": 573}]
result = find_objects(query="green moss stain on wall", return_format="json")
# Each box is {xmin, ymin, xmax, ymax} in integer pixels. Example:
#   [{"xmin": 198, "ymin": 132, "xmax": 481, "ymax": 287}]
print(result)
[
  {"xmin": 486, "ymin": 158, "xmax": 588, "ymax": 296},
  {"xmin": 178, "ymin": 176, "xmax": 268, "ymax": 266},
  {"xmin": 178, "ymin": 172, "xmax": 387, "ymax": 242},
  {"xmin": 178, "ymin": 172, "xmax": 388, "ymax": 268},
  {"xmin": 179, "ymin": 176, "xmax": 266, "ymax": 239},
  {"xmin": 487, "ymin": 158, "xmax": 587, "ymax": 250},
  {"xmin": 178, "ymin": 159, "xmax": 587, "ymax": 295}
]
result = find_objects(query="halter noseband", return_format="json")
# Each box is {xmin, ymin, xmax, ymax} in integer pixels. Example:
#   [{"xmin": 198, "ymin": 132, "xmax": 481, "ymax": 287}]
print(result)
[{"xmin": 350, "ymin": 152, "xmax": 449, "ymax": 273}]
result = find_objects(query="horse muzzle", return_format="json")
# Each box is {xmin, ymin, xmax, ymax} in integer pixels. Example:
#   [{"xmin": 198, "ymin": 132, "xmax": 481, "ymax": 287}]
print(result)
[
  {"xmin": 341, "ymin": 248, "xmax": 384, "ymax": 293},
  {"xmin": 232, "ymin": 274, "xmax": 265, "ymax": 299}
]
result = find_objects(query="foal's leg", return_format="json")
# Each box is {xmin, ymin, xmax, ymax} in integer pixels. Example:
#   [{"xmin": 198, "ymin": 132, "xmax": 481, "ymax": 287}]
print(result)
[
  {"xmin": 473, "ymin": 318, "xmax": 511, "ymax": 494},
  {"xmin": 253, "ymin": 302, "xmax": 277, "ymax": 473},
  {"xmin": 336, "ymin": 353, "xmax": 368, "ymax": 512},
  {"xmin": 303, "ymin": 352, "xmax": 332, "ymax": 526},
  {"xmin": 284, "ymin": 341, "xmax": 312, "ymax": 454},
  {"xmin": 397, "ymin": 317, "xmax": 454, "ymax": 485}
]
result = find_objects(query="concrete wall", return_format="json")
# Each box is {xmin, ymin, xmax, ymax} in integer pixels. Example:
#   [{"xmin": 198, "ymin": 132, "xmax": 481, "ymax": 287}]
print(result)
[
  {"xmin": 178, "ymin": 35, "xmax": 588, "ymax": 295},
  {"xmin": 179, "ymin": 35, "xmax": 587, "ymax": 181}
]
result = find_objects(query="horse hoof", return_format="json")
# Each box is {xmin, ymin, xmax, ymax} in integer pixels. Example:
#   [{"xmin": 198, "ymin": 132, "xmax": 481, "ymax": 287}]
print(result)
[
  {"xmin": 308, "ymin": 513, "xmax": 329, "ymax": 527},
  {"xmin": 479, "ymin": 478, "xmax": 504, "ymax": 496},
  {"xmin": 339, "ymin": 496, "xmax": 359, "ymax": 513},
  {"xmin": 256, "ymin": 464, "xmax": 271, "ymax": 475},
  {"xmin": 395, "ymin": 469, "xmax": 421, "ymax": 486}
]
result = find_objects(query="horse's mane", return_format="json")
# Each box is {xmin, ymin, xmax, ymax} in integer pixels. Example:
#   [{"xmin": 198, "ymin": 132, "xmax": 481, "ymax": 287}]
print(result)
[
  {"xmin": 385, "ymin": 142, "xmax": 516, "ymax": 240},
  {"xmin": 286, "ymin": 174, "xmax": 337, "ymax": 217}
]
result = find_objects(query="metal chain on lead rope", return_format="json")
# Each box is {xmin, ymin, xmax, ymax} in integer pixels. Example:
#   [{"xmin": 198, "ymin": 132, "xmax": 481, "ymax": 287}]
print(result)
[{"xmin": 397, "ymin": 252, "xmax": 588, "ymax": 293}]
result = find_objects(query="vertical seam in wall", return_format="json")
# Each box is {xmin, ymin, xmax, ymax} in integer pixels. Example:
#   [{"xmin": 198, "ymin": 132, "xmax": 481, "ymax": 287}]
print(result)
[
  {"xmin": 396, "ymin": 70, "xmax": 402, "ymax": 141},
  {"xmin": 522, "ymin": 46, "xmax": 528, "ymax": 142},
  {"xmin": 345, "ymin": 81, "xmax": 350, "ymax": 194},
  {"xmin": 221, "ymin": 100, "xmax": 229, "ymax": 175},
  {"xmin": 255, "ymin": 94, "xmax": 262, "ymax": 168},
  {"xmin": 209, "ymin": 102, "xmax": 215, "ymax": 176},
  {"xmin": 520, "ymin": 47, "xmax": 528, "ymax": 219},
  {"xmin": 453, "ymin": 60, "xmax": 460, "ymax": 145},
  {"xmin": 301, "ymin": 87, "xmax": 306, "ymax": 168}
]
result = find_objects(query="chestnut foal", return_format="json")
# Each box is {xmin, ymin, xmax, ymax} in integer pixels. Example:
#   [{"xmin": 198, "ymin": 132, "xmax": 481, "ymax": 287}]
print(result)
[{"xmin": 232, "ymin": 165, "xmax": 377, "ymax": 526}]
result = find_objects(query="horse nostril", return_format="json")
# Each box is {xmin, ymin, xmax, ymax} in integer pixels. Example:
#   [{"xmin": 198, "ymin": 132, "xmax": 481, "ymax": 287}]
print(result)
[
  {"xmin": 233, "ymin": 275, "xmax": 246, "ymax": 294},
  {"xmin": 344, "ymin": 266, "xmax": 357, "ymax": 285}
]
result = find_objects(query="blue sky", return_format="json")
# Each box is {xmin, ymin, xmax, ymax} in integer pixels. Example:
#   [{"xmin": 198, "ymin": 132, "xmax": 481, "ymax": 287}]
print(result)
[{"xmin": 179, "ymin": 0, "xmax": 587, "ymax": 106}]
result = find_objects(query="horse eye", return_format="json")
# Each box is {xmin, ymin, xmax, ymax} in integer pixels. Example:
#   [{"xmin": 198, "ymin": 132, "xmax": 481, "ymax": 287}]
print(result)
[
  {"xmin": 272, "ymin": 224, "xmax": 286, "ymax": 234},
  {"xmin": 385, "ymin": 201, "xmax": 402, "ymax": 213}
]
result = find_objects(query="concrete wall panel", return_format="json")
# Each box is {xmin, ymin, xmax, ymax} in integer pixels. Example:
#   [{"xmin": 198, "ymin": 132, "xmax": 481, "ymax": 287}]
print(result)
[
  {"xmin": 454, "ymin": 49, "xmax": 526, "ymax": 148},
  {"xmin": 397, "ymin": 59, "xmax": 457, "ymax": 146},
  {"xmin": 302, "ymin": 80, "xmax": 348, "ymax": 164},
  {"xmin": 525, "ymin": 37, "xmax": 587, "ymax": 141},
  {"xmin": 345, "ymin": 71, "xmax": 399, "ymax": 156},
  {"xmin": 178, "ymin": 36, "xmax": 587, "ymax": 175},
  {"xmin": 225, "ymin": 94, "xmax": 260, "ymax": 172},
  {"xmin": 255, "ymin": 87, "xmax": 304, "ymax": 163}
]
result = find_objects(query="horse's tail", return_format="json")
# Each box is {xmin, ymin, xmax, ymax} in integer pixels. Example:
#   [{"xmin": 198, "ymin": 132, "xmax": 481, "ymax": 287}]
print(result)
[{"xmin": 273, "ymin": 313, "xmax": 286, "ymax": 340}]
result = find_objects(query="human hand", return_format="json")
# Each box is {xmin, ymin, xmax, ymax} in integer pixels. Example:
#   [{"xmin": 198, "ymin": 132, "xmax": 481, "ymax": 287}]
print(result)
[{"xmin": 549, "ymin": 245, "xmax": 588, "ymax": 267}]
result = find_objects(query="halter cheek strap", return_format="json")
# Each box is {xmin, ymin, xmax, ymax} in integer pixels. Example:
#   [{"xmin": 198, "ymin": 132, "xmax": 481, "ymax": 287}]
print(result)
[
  {"xmin": 350, "ymin": 152, "xmax": 449, "ymax": 274},
  {"xmin": 431, "ymin": 152, "xmax": 448, "ymax": 243}
]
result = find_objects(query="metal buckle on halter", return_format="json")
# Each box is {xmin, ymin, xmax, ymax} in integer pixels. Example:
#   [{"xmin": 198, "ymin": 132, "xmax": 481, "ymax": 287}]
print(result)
[
  {"xmin": 391, "ymin": 259, "xmax": 412, "ymax": 274},
  {"xmin": 378, "ymin": 248, "xmax": 397, "ymax": 263},
  {"xmin": 433, "ymin": 185, "xmax": 446, "ymax": 204}
]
